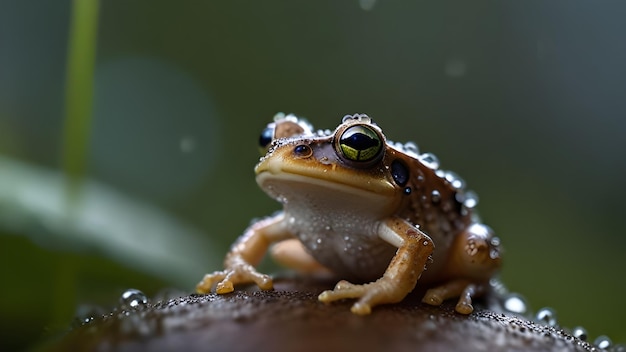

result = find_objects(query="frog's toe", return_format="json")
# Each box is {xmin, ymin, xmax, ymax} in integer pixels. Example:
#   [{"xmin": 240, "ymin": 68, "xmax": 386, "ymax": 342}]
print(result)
[
  {"xmin": 215, "ymin": 280, "xmax": 235, "ymax": 294},
  {"xmin": 422, "ymin": 289, "xmax": 444, "ymax": 306},
  {"xmin": 351, "ymin": 302, "xmax": 372, "ymax": 315},
  {"xmin": 455, "ymin": 300, "xmax": 474, "ymax": 315},
  {"xmin": 195, "ymin": 272, "xmax": 226, "ymax": 294},
  {"xmin": 318, "ymin": 280, "xmax": 363, "ymax": 303},
  {"xmin": 252, "ymin": 273, "xmax": 273, "ymax": 290}
]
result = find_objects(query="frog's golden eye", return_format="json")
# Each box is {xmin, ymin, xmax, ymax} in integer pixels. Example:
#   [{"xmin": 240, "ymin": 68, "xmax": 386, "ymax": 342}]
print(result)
[{"xmin": 337, "ymin": 125, "xmax": 383, "ymax": 162}]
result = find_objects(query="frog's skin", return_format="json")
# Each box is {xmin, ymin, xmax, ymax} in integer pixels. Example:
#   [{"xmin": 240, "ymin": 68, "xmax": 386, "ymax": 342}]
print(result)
[{"xmin": 197, "ymin": 113, "xmax": 502, "ymax": 315}]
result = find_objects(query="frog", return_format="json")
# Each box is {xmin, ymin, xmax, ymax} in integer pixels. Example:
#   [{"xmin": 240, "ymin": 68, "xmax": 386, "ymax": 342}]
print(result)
[{"xmin": 196, "ymin": 113, "xmax": 502, "ymax": 315}]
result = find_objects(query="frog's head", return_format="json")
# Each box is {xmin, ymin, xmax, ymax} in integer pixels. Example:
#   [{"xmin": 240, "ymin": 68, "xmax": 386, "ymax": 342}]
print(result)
[{"xmin": 255, "ymin": 114, "xmax": 407, "ymax": 213}]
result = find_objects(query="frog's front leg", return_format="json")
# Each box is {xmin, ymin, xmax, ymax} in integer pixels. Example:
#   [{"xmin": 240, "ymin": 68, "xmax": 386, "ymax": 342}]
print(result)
[
  {"xmin": 196, "ymin": 212, "xmax": 293, "ymax": 294},
  {"xmin": 318, "ymin": 217, "xmax": 434, "ymax": 315}
]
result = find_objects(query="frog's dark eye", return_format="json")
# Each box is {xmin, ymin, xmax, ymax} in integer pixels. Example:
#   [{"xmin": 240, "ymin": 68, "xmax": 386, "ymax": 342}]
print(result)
[
  {"xmin": 259, "ymin": 127, "xmax": 274, "ymax": 149},
  {"xmin": 337, "ymin": 125, "xmax": 383, "ymax": 162},
  {"xmin": 293, "ymin": 144, "xmax": 312, "ymax": 158}
]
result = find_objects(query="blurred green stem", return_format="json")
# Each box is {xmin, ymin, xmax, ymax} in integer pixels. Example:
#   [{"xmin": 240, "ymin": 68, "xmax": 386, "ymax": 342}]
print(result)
[
  {"xmin": 54, "ymin": 0, "xmax": 100, "ymax": 328},
  {"xmin": 62, "ymin": 0, "xmax": 99, "ymax": 190}
]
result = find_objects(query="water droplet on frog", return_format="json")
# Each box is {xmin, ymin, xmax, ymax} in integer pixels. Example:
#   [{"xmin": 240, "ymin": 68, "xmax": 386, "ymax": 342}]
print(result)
[
  {"xmin": 502, "ymin": 293, "xmax": 528, "ymax": 315},
  {"xmin": 463, "ymin": 191, "xmax": 479, "ymax": 208},
  {"xmin": 316, "ymin": 238, "xmax": 322, "ymax": 244},
  {"xmin": 444, "ymin": 171, "xmax": 465, "ymax": 189},
  {"xmin": 535, "ymin": 307, "xmax": 557, "ymax": 327},
  {"xmin": 403, "ymin": 141, "xmax": 419, "ymax": 156},
  {"xmin": 120, "ymin": 289, "xmax": 149, "ymax": 311},
  {"xmin": 594, "ymin": 335, "xmax": 612, "ymax": 350},
  {"xmin": 571, "ymin": 326, "xmax": 588, "ymax": 341},
  {"xmin": 431, "ymin": 190, "xmax": 441, "ymax": 203},
  {"xmin": 420, "ymin": 153, "xmax": 440, "ymax": 170}
]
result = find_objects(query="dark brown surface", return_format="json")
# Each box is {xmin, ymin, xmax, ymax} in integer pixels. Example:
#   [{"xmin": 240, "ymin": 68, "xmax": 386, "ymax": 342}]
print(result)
[{"xmin": 49, "ymin": 277, "xmax": 596, "ymax": 352}]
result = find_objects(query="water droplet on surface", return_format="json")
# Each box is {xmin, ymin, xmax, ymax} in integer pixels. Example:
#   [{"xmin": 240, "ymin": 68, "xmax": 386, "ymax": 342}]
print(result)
[
  {"xmin": 594, "ymin": 335, "xmax": 612, "ymax": 350},
  {"xmin": 502, "ymin": 293, "xmax": 528, "ymax": 315},
  {"xmin": 419, "ymin": 153, "xmax": 440, "ymax": 170},
  {"xmin": 180, "ymin": 136, "xmax": 196, "ymax": 153},
  {"xmin": 489, "ymin": 278, "xmax": 508, "ymax": 295},
  {"xmin": 444, "ymin": 58, "xmax": 467, "ymax": 78},
  {"xmin": 120, "ymin": 289, "xmax": 149, "ymax": 311},
  {"xmin": 431, "ymin": 190, "xmax": 441, "ymax": 203},
  {"xmin": 571, "ymin": 326, "xmax": 587, "ymax": 341},
  {"xmin": 535, "ymin": 307, "xmax": 557, "ymax": 327},
  {"xmin": 359, "ymin": 0, "xmax": 376, "ymax": 11}
]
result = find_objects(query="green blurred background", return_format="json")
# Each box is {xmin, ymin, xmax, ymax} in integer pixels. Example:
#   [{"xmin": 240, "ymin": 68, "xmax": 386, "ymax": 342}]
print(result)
[{"xmin": 1, "ymin": 0, "xmax": 625, "ymax": 350}]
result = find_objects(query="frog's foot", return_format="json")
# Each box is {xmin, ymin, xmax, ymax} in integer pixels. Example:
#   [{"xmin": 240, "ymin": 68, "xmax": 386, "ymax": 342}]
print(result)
[
  {"xmin": 195, "ymin": 264, "xmax": 273, "ymax": 294},
  {"xmin": 318, "ymin": 278, "xmax": 407, "ymax": 315},
  {"xmin": 422, "ymin": 279, "xmax": 477, "ymax": 314}
]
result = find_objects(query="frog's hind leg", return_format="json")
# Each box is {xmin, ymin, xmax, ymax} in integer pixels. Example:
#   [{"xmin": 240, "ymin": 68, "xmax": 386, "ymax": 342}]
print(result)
[
  {"xmin": 422, "ymin": 279, "xmax": 481, "ymax": 314},
  {"xmin": 422, "ymin": 223, "xmax": 502, "ymax": 314},
  {"xmin": 271, "ymin": 239, "xmax": 333, "ymax": 277}
]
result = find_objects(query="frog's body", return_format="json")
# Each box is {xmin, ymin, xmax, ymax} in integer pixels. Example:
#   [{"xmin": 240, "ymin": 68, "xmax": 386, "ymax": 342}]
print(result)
[{"xmin": 197, "ymin": 113, "xmax": 501, "ymax": 315}]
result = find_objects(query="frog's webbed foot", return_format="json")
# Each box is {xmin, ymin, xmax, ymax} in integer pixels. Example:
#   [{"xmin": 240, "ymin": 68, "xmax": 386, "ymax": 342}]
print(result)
[
  {"xmin": 422, "ymin": 279, "xmax": 481, "ymax": 315},
  {"xmin": 319, "ymin": 278, "xmax": 409, "ymax": 315},
  {"xmin": 195, "ymin": 261, "xmax": 273, "ymax": 294}
]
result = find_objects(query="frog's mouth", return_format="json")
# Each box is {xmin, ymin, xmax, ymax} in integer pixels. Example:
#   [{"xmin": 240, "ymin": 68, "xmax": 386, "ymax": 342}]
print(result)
[{"xmin": 255, "ymin": 155, "xmax": 397, "ymax": 198}]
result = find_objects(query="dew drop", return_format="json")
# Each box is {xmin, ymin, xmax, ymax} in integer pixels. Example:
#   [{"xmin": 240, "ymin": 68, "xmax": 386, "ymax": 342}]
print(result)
[
  {"xmin": 612, "ymin": 344, "xmax": 626, "ymax": 352},
  {"xmin": 489, "ymin": 278, "xmax": 508, "ymax": 295},
  {"xmin": 359, "ymin": 0, "xmax": 377, "ymax": 11},
  {"xmin": 502, "ymin": 293, "xmax": 528, "ymax": 315},
  {"xmin": 444, "ymin": 171, "xmax": 465, "ymax": 189},
  {"xmin": 594, "ymin": 335, "xmax": 612, "ymax": 350},
  {"xmin": 403, "ymin": 141, "xmax": 420, "ymax": 156},
  {"xmin": 179, "ymin": 136, "xmax": 196, "ymax": 153},
  {"xmin": 571, "ymin": 326, "xmax": 588, "ymax": 341},
  {"xmin": 431, "ymin": 190, "xmax": 441, "ymax": 203},
  {"xmin": 419, "ymin": 153, "xmax": 440, "ymax": 170},
  {"xmin": 444, "ymin": 58, "xmax": 467, "ymax": 78},
  {"xmin": 535, "ymin": 307, "xmax": 557, "ymax": 327},
  {"xmin": 463, "ymin": 191, "xmax": 479, "ymax": 208},
  {"xmin": 120, "ymin": 289, "xmax": 149, "ymax": 311}
]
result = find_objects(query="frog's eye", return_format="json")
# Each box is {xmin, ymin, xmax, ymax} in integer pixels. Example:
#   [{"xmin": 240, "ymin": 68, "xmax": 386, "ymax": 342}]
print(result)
[
  {"xmin": 259, "ymin": 127, "xmax": 274, "ymax": 149},
  {"xmin": 337, "ymin": 125, "xmax": 383, "ymax": 162}
]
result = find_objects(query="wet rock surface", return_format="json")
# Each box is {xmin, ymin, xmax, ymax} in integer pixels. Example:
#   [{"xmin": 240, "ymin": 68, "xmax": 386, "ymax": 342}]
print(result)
[{"xmin": 50, "ymin": 277, "xmax": 599, "ymax": 352}]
